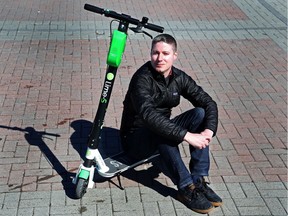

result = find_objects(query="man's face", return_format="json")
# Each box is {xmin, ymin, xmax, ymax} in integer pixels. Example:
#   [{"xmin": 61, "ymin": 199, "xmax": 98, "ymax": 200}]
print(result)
[{"xmin": 150, "ymin": 42, "xmax": 177, "ymax": 77}]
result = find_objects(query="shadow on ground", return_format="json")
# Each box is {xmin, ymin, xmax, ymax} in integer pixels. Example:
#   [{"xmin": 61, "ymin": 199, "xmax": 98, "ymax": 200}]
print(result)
[
  {"xmin": 0, "ymin": 125, "xmax": 76, "ymax": 198},
  {"xmin": 0, "ymin": 120, "xmax": 177, "ymax": 200}
]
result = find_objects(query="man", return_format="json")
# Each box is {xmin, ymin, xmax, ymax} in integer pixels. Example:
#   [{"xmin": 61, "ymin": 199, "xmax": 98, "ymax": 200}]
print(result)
[{"xmin": 120, "ymin": 34, "xmax": 222, "ymax": 214}]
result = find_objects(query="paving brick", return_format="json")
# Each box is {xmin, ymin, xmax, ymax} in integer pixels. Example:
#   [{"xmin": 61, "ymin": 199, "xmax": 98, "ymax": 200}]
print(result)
[
  {"xmin": 234, "ymin": 144, "xmax": 250, "ymax": 156},
  {"xmin": 256, "ymin": 182, "xmax": 287, "ymax": 190},
  {"xmin": 3, "ymin": 192, "xmax": 20, "ymax": 209},
  {"xmin": 279, "ymin": 197, "xmax": 288, "ymax": 213},
  {"xmin": 112, "ymin": 201, "xmax": 143, "ymax": 214},
  {"xmin": 221, "ymin": 198, "xmax": 240, "ymax": 215},
  {"xmin": 226, "ymin": 183, "xmax": 247, "ymax": 199},
  {"xmin": 234, "ymin": 197, "xmax": 266, "ymax": 207},
  {"xmin": 50, "ymin": 190, "xmax": 66, "ymax": 207},
  {"xmin": 33, "ymin": 207, "xmax": 50, "ymax": 216},
  {"xmin": 17, "ymin": 208, "xmax": 34, "ymax": 216},
  {"xmin": 230, "ymin": 162, "xmax": 248, "ymax": 176},
  {"xmin": 262, "ymin": 167, "xmax": 287, "ymax": 176},
  {"xmin": 237, "ymin": 206, "xmax": 271, "ymax": 216},
  {"xmin": 0, "ymin": 208, "xmax": 17, "ymax": 216},
  {"xmin": 265, "ymin": 197, "xmax": 287, "ymax": 215},
  {"xmin": 250, "ymin": 149, "xmax": 268, "ymax": 161},
  {"xmin": 50, "ymin": 205, "xmax": 83, "ymax": 215},
  {"xmin": 223, "ymin": 175, "xmax": 252, "ymax": 183},
  {"xmin": 247, "ymin": 168, "xmax": 267, "ymax": 182},
  {"xmin": 259, "ymin": 188, "xmax": 287, "ymax": 198},
  {"xmin": 143, "ymin": 202, "xmax": 161, "ymax": 216}
]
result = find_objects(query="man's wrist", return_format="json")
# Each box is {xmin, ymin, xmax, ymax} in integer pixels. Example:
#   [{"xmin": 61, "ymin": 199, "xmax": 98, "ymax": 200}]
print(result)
[{"xmin": 202, "ymin": 129, "xmax": 213, "ymax": 137}]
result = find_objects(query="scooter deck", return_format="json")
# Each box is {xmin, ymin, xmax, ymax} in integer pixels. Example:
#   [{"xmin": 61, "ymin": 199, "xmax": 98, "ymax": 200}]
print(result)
[{"xmin": 98, "ymin": 151, "xmax": 159, "ymax": 178}]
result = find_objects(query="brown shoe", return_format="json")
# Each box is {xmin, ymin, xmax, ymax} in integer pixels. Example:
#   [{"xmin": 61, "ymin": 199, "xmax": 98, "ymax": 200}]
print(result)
[
  {"xmin": 177, "ymin": 184, "xmax": 214, "ymax": 214},
  {"xmin": 196, "ymin": 177, "xmax": 223, "ymax": 207}
]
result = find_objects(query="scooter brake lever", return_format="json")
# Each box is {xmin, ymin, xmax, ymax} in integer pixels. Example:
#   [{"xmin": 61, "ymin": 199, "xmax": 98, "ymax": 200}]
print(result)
[
  {"xmin": 129, "ymin": 27, "xmax": 153, "ymax": 39},
  {"xmin": 142, "ymin": 30, "xmax": 153, "ymax": 39},
  {"xmin": 129, "ymin": 27, "xmax": 142, "ymax": 33}
]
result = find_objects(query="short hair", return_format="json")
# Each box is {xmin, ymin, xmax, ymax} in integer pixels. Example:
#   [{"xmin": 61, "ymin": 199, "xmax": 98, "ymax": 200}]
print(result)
[{"xmin": 151, "ymin": 34, "xmax": 177, "ymax": 52}]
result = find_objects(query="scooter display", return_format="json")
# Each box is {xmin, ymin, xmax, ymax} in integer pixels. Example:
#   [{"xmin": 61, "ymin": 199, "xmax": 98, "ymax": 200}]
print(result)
[{"xmin": 73, "ymin": 4, "xmax": 164, "ymax": 199}]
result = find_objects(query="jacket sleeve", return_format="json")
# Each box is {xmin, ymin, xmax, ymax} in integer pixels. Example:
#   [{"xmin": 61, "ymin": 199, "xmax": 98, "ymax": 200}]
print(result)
[
  {"xmin": 181, "ymin": 73, "xmax": 218, "ymax": 136},
  {"xmin": 129, "ymin": 74, "xmax": 188, "ymax": 143}
]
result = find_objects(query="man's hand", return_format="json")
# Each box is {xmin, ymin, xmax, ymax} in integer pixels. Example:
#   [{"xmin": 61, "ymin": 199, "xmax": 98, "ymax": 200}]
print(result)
[
  {"xmin": 183, "ymin": 129, "xmax": 214, "ymax": 149},
  {"xmin": 201, "ymin": 129, "xmax": 213, "ymax": 143}
]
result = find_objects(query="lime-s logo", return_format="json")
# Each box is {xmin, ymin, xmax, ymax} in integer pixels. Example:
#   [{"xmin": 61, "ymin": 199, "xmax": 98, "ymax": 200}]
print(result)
[
  {"xmin": 101, "ymin": 81, "xmax": 111, "ymax": 103},
  {"xmin": 101, "ymin": 73, "xmax": 114, "ymax": 103}
]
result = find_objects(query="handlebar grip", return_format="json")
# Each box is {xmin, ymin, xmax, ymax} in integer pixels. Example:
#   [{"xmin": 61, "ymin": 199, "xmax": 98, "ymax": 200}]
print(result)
[
  {"xmin": 84, "ymin": 4, "xmax": 104, "ymax": 14},
  {"xmin": 145, "ymin": 23, "xmax": 164, "ymax": 33}
]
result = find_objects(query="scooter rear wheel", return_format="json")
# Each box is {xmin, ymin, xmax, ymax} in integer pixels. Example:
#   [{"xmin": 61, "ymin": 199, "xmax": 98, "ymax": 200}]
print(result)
[{"xmin": 75, "ymin": 178, "xmax": 88, "ymax": 199}]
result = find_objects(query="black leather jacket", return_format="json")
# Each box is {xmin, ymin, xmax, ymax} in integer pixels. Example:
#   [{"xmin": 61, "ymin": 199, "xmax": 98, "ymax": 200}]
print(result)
[{"xmin": 120, "ymin": 61, "xmax": 218, "ymax": 143}]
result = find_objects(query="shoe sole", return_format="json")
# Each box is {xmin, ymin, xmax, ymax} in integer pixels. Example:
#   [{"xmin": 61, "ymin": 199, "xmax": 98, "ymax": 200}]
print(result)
[
  {"xmin": 191, "ymin": 206, "xmax": 214, "ymax": 214},
  {"xmin": 211, "ymin": 201, "xmax": 223, "ymax": 207},
  {"xmin": 177, "ymin": 195, "xmax": 214, "ymax": 214}
]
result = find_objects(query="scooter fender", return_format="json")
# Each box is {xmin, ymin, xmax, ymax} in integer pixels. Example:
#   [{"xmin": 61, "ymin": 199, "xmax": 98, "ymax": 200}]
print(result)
[{"xmin": 72, "ymin": 164, "xmax": 95, "ymax": 188}]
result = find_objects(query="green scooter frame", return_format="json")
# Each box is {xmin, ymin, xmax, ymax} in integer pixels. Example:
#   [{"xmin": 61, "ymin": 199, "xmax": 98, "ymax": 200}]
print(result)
[{"xmin": 73, "ymin": 4, "xmax": 164, "ymax": 199}]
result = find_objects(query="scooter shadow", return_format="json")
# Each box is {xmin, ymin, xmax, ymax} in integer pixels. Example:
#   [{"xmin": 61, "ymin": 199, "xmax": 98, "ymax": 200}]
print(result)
[
  {"xmin": 0, "ymin": 125, "xmax": 76, "ymax": 198},
  {"xmin": 70, "ymin": 120, "xmax": 177, "ymax": 199}
]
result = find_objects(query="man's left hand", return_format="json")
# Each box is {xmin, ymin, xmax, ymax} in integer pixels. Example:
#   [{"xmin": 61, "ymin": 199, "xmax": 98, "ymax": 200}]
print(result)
[{"xmin": 201, "ymin": 129, "xmax": 214, "ymax": 143}]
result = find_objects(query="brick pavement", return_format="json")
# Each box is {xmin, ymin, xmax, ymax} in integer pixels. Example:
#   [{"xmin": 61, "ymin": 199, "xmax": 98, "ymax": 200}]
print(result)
[{"xmin": 0, "ymin": 0, "xmax": 287, "ymax": 215}]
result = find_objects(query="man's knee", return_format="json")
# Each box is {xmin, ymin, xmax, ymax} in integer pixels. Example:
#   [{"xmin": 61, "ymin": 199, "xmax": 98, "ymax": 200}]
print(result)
[
  {"xmin": 186, "ymin": 108, "xmax": 205, "ymax": 132},
  {"xmin": 194, "ymin": 107, "xmax": 205, "ymax": 120}
]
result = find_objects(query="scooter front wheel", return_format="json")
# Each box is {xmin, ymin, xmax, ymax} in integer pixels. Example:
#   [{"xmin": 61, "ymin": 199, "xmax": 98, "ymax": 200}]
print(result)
[{"xmin": 75, "ymin": 178, "xmax": 88, "ymax": 199}]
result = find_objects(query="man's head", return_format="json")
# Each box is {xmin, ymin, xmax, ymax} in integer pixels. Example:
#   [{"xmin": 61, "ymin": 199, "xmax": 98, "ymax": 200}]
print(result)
[
  {"xmin": 150, "ymin": 34, "xmax": 178, "ymax": 77},
  {"xmin": 151, "ymin": 34, "xmax": 177, "ymax": 53}
]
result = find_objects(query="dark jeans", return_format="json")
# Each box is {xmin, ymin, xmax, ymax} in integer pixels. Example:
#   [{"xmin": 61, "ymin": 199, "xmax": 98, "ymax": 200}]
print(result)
[{"xmin": 121, "ymin": 107, "xmax": 210, "ymax": 189}]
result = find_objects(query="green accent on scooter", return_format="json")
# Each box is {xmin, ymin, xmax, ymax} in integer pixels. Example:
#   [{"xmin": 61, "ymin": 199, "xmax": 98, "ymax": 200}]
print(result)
[
  {"xmin": 79, "ymin": 169, "xmax": 90, "ymax": 180},
  {"xmin": 107, "ymin": 30, "xmax": 127, "ymax": 67}
]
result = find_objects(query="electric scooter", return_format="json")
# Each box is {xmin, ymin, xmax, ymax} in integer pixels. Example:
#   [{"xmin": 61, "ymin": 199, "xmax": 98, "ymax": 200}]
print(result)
[{"xmin": 73, "ymin": 4, "xmax": 164, "ymax": 199}]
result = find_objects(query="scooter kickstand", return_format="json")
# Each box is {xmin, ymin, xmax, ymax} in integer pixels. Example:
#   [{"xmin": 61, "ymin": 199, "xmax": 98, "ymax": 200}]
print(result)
[{"xmin": 117, "ymin": 174, "xmax": 124, "ymax": 190}]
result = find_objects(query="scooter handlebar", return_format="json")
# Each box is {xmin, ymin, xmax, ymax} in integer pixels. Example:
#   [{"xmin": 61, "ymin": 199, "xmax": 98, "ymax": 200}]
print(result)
[
  {"xmin": 84, "ymin": 3, "xmax": 164, "ymax": 33},
  {"xmin": 84, "ymin": 4, "xmax": 104, "ymax": 15},
  {"xmin": 145, "ymin": 23, "xmax": 164, "ymax": 33}
]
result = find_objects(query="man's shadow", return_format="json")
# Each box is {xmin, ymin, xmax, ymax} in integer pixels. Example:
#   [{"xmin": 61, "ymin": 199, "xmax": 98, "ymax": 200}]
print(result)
[
  {"xmin": 70, "ymin": 120, "xmax": 177, "ymax": 199},
  {"xmin": 0, "ymin": 125, "xmax": 76, "ymax": 198}
]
